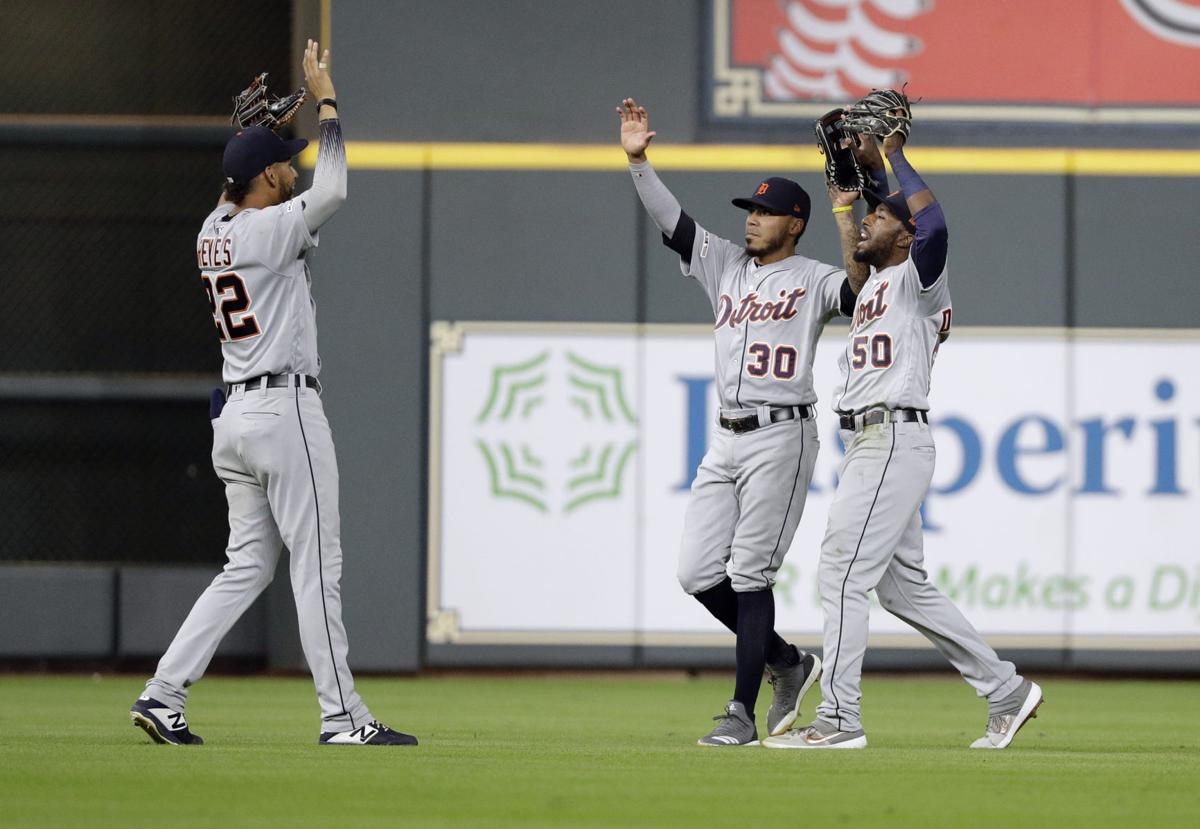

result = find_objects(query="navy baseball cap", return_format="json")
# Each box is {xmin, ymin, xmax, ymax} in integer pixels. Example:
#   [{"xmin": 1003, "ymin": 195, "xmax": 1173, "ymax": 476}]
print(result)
[
  {"xmin": 732, "ymin": 177, "xmax": 811, "ymax": 225},
  {"xmin": 222, "ymin": 126, "xmax": 308, "ymax": 182},
  {"xmin": 863, "ymin": 188, "xmax": 916, "ymax": 232}
]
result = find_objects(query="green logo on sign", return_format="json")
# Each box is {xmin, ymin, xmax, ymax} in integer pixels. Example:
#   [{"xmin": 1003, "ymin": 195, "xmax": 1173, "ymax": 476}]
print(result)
[{"xmin": 475, "ymin": 350, "xmax": 638, "ymax": 514}]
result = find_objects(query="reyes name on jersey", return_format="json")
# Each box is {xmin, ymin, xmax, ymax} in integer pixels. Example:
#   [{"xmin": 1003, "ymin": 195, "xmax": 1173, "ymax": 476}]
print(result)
[
  {"xmin": 196, "ymin": 197, "xmax": 321, "ymax": 384},
  {"xmin": 683, "ymin": 224, "xmax": 846, "ymax": 411},
  {"xmin": 834, "ymin": 253, "xmax": 952, "ymax": 414}
]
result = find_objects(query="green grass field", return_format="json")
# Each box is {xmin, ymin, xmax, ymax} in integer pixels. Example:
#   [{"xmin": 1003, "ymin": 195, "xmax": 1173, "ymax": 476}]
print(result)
[{"xmin": 1, "ymin": 673, "xmax": 1197, "ymax": 828}]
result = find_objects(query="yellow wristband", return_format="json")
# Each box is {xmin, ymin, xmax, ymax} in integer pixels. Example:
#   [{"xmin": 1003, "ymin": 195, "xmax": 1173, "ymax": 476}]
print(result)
[{"xmin": 831, "ymin": 205, "xmax": 854, "ymax": 214}]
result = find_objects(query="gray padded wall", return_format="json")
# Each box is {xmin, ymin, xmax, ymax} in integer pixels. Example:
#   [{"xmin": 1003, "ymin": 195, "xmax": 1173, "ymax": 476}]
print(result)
[
  {"xmin": 10, "ymin": 1, "xmax": 1194, "ymax": 670},
  {"xmin": 321, "ymin": 1, "xmax": 1197, "ymax": 672},
  {"xmin": 308, "ymin": 170, "xmax": 425, "ymax": 671},
  {"xmin": 429, "ymin": 172, "xmax": 638, "ymax": 321},
  {"xmin": 336, "ymin": 0, "xmax": 700, "ymax": 143}
]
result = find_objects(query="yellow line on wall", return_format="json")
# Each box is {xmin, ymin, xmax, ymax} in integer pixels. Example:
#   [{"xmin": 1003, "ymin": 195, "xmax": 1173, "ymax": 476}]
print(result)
[{"xmin": 299, "ymin": 142, "xmax": 1200, "ymax": 176}]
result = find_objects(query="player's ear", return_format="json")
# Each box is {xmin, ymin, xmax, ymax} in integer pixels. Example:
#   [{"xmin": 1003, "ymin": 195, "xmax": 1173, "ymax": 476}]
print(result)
[
  {"xmin": 791, "ymin": 217, "xmax": 806, "ymax": 240},
  {"xmin": 896, "ymin": 229, "xmax": 914, "ymax": 250}
]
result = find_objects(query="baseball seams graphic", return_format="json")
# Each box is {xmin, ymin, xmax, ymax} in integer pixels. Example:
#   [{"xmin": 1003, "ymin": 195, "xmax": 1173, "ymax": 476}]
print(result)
[
  {"xmin": 712, "ymin": 0, "xmax": 1200, "ymax": 121},
  {"xmin": 1120, "ymin": 0, "xmax": 1200, "ymax": 47},
  {"xmin": 763, "ymin": 0, "xmax": 928, "ymax": 102}
]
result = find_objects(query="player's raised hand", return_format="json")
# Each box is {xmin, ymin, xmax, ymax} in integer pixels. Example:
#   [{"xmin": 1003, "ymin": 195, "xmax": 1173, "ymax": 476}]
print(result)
[
  {"xmin": 617, "ymin": 98, "xmax": 656, "ymax": 163},
  {"xmin": 850, "ymin": 133, "xmax": 886, "ymax": 175},
  {"xmin": 828, "ymin": 184, "xmax": 859, "ymax": 208},
  {"xmin": 302, "ymin": 38, "xmax": 336, "ymax": 103},
  {"xmin": 882, "ymin": 109, "xmax": 908, "ymax": 155}
]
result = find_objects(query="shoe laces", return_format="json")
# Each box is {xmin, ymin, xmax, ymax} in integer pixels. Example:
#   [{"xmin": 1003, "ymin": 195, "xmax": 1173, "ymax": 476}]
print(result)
[{"xmin": 986, "ymin": 713, "xmax": 1014, "ymax": 734}]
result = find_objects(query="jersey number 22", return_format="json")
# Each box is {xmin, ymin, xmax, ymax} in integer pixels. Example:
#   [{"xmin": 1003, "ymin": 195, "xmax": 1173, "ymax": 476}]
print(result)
[{"xmin": 201, "ymin": 272, "xmax": 260, "ymax": 342}]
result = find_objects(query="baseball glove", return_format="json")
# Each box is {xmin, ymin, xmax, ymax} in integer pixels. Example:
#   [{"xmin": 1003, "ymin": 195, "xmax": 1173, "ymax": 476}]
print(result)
[
  {"xmin": 814, "ymin": 108, "xmax": 865, "ymax": 192},
  {"xmin": 842, "ymin": 88, "xmax": 913, "ymax": 140},
  {"xmin": 231, "ymin": 73, "xmax": 307, "ymax": 131}
]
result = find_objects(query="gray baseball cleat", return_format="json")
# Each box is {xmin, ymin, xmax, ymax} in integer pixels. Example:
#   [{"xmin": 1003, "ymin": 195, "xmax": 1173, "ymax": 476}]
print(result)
[
  {"xmin": 971, "ymin": 680, "xmax": 1044, "ymax": 749},
  {"xmin": 696, "ymin": 700, "xmax": 759, "ymax": 747},
  {"xmin": 766, "ymin": 648, "xmax": 822, "ymax": 737},
  {"xmin": 762, "ymin": 718, "xmax": 867, "ymax": 750}
]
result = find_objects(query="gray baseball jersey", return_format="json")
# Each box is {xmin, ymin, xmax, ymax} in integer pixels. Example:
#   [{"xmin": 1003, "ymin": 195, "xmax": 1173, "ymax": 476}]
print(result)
[
  {"xmin": 196, "ymin": 196, "xmax": 321, "ymax": 383},
  {"xmin": 833, "ymin": 255, "xmax": 951, "ymax": 414},
  {"xmin": 814, "ymin": 248, "xmax": 1024, "ymax": 736},
  {"xmin": 143, "ymin": 118, "xmax": 375, "ymax": 737},
  {"xmin": 674, "ymin": 221, "xmax": 845, "ymax": 594},
  {"xmin": 684, "ymin": 224, "xmax": 846, "ymax": 411}
]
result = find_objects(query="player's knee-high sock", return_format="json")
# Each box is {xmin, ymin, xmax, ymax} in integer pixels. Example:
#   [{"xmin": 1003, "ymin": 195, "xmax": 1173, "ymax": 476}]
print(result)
[
  {"xmin": 696, "ymin": 578, "xmax": 794, "ymax": 665},
  {"xmin": 733, "ymin": 588, "xmax": 775, "ymax": 717}
]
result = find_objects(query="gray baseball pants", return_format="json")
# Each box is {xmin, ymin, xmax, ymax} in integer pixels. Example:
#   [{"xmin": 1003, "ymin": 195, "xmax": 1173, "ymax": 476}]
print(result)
[
  {"xmin": 815, "ymin": 418, "xmax": 1022, "ymax": 733},
  {"xmin": 678, "ymin": 412, "xmax": 819, "ymax": 594},
  {"xmin": 145, "ymin": 383, "xmax": 371, "ymax": 733}
]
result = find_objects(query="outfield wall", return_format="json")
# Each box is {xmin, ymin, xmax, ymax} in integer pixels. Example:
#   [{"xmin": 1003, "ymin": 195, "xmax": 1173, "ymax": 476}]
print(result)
[{"xmin": 2, "ymin": 0, "xmax": 1198, "ymax": 674}]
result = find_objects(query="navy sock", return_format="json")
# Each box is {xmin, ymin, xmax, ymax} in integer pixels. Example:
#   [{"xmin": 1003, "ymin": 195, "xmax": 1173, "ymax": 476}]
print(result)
[
  {"xmin": 733, "ymin": 589, "xmax": 776, "ymax": 718},
  {"xmin": 695, "ymin": 578, "xmax": 793, "ymax": 666}
]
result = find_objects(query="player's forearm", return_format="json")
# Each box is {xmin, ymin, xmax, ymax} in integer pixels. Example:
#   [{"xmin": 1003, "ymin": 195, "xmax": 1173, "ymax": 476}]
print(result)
[
  {"xmin": 835, "ymin": 211, "xmax": 868, "ymax": 293},
  {"xmin": 302, "ymin": 118, "xmax": 347, "ymax": 232},
  {"xmin": 628, "ymin": 160, "xmax": 683, "ymax": 236},
  {"xmin": 885, "ymin": 147, "xmax": 935, "ymax": 215}
]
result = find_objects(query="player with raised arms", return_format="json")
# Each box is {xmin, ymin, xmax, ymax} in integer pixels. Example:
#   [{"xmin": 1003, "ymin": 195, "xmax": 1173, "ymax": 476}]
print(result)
[
  {"xmin": 618, "ymin": 97, "xmax": 867, "ymax": 747},
  {"xmin": 765, "ymin": 92, "xmax": 1043, "ymax": 750},
  {"xmin": 129, "ymin": 41, "xmax": 417, "ymax": 747}
]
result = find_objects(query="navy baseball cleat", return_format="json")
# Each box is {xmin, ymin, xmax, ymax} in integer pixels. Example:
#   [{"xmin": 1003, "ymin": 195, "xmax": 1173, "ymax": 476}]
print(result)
[
  {"xmin": 319, "ymin": 720, "xmax": 418, "ymax": 746},
  {"xmin": 130, "ymin": 696, "xmax": 204, "ymax": 745}
]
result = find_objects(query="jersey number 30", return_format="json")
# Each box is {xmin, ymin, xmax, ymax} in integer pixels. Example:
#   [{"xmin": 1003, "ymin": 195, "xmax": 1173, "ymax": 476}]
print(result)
[
  {"xmin": 746, "ymin": 343, "xmax": 797, "ymax": 379},
  {"xmin": 201, "ymin": 272, "xmax": 260, "ymax": 342}
]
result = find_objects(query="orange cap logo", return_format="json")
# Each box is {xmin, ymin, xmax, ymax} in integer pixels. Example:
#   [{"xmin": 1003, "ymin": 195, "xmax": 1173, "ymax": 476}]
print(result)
[{"xmin": 756, "ymin": 182, "xmax": 770, "ymax": 195}]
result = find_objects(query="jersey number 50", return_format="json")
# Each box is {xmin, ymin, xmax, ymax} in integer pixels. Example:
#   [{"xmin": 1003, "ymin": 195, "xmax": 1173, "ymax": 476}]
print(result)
[
  {"xmin": 850, "ymin": 333, "xmax": 892, "ymax": 370},
  {"xmin": 201, "ymin": 272, "xmax": 261, "ymax": 342}
]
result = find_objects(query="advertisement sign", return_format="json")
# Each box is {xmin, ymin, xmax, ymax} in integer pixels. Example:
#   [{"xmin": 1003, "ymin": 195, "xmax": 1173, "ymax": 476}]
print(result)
[
  {"xmin": 428, "ymin": 322, "xmax": 1200, "ymax": 649},
  {"xmin": 710, "ymin": 0, "xmax": 1200, "ymax": 123}
]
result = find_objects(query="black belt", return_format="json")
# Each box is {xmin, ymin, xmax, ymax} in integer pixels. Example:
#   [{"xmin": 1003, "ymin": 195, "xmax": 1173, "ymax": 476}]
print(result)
[
  {"xmin": 839, "ymin": 408, "xmax": 927, "ymax": 431},
  {"xmin": 226, "ymin": 373, "xmax": 321, "ymax": 396},
  {"xmin": 719, "ymin": 404, "xmax": 812, "ymax": 434}
]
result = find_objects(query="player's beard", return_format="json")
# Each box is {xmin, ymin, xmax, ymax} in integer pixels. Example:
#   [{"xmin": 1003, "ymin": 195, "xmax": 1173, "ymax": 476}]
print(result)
[
  {"xmin": 278, "ymin": 177, "xmax": 295, "ymax": 202},
  {"xmin": 745, "ymin": 231, "xmax": 790, "ymax": 260}
]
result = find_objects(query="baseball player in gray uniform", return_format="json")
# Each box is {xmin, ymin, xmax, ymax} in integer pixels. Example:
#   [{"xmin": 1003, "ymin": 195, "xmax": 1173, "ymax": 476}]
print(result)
[
  {"xmin": 130, "ymin": 41, "xmax": 416, "ymax": 747},
  {"xmin": 764, "ymin": 127, "xmax": 1043, "ymax": 750},
  {"xmin": 618, "ymin": 98, "xmax": 868, "ymax": 747}
]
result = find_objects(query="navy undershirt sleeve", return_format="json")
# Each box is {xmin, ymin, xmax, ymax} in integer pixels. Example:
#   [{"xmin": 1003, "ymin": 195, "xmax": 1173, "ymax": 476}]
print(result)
[
  {"xmin": 839, "ymin": 277, "xmax": 856, "ymax": 317},
  {"xmin": 662, "ymin": 210, "xmax": 697, "ymax": 265},
  {"xmin": 910, "ymin": 201, "xmax": 948, "ymax": 288},
  {"xmin": 865, "ymin": 165, "xmax": 888, "ymax": 196}
]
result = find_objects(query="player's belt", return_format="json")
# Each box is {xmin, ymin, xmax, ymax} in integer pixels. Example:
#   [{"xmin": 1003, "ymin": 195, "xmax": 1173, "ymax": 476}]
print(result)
[
  {"xmin": 226, "ymin": 373, "xmax": 321, "ymax": 396},
  {"xmin": 838, "ymin": 408, "xmax": 928, "ymax": 431},
  {"xmin": 719, "ymin": 404, "xmax": 812, "ymax": 434}
]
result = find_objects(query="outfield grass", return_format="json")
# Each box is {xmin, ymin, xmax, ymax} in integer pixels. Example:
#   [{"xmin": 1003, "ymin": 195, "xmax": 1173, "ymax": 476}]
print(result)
[{"xmin": 0, "ymin": 673, "xmax": 1197, "ymax": 828}]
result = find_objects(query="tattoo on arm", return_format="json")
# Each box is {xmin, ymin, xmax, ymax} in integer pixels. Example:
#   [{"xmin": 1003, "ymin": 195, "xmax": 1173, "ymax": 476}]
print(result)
[{"xmin": 835, "ymin": 212, "xmax": 868, "ymax": 294}]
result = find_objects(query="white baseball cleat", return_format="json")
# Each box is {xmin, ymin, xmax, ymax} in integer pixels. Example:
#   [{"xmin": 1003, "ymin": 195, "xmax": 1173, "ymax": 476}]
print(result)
[
  {"xmin": 763, "ymin": 719, "xmax": 867, "ymax": 749},
  {"xmin": 971, "ymin": 680, "xmax": 1044, "ymax": 749}
]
